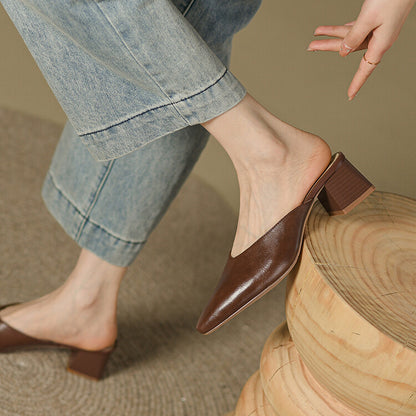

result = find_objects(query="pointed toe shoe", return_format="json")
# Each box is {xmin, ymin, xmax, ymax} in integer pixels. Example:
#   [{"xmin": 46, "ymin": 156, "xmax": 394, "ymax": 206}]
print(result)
[{"xmin": 196, "ymin": 152, "xmax": 375, "ymax": 334}]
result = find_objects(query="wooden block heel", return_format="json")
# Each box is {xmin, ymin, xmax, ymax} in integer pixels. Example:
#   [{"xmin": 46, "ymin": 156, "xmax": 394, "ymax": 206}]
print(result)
[
  {"xmin": 67, "ymin": 341, "xmax": 117, "ymax": 381},
  {"xmin": 318, "ymin": 157, "xmax": 375, "ymax": 216}
]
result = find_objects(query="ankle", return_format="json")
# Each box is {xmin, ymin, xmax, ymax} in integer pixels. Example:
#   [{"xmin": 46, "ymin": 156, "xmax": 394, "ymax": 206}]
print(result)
[
  {"xmin": 202, "ymin": 93, "xmax": 331, "ymax": 172},
  {"xmin": 204, "ymin": 103, "xmax": 289, "ymax": 171},
  {"xmin": 60, "ymin": 249, "xmax": 127, "ymax": 310},
  {"xmin": 234, "ymin": 134, "xmax": 288, "ymax": 184},
  {"xmin": 58, "ymin": 274, "xmax": 117, "ymax": 315},
  {"xmin": 72, "ymin": 249, "xmax": 128, "ymax": 280}
]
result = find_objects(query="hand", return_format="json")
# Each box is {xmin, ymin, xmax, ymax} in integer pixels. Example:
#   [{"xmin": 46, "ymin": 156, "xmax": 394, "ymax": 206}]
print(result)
[{"xmin": 307, "ymin": 0, "xmax": 416, "ymax": 100}]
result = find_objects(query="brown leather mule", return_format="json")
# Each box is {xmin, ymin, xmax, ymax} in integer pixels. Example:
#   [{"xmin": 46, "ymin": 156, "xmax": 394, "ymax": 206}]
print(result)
[
  {"xmin": 0, "ymin": 303, "xmax": 116, "ymax": 380},
  {"xmin": 196, "ymin": 152, "xmax": 375, "ymax": 334}
]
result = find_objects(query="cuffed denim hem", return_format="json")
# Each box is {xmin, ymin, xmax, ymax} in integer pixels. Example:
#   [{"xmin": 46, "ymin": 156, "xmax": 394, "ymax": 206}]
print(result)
[
  {"xmin": 1, "ymin": 0, "xmax": 256, "ymax": 162},
  {"xmin": 42, "ymin": 172, "xmax": 144, "ymax": 267},
  {"xmin": 80, "ymin": 69, "xmax": 246, "ymax": 161}
]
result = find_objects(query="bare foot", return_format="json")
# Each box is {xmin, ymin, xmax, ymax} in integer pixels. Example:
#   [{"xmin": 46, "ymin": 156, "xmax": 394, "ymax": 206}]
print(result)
[
  {"xmin": 231, "ymin": 126, "xmax": 331, "ymax": 257},
  {"xmin": 0, "ymin": 250, "xmax": 125, "ymax": 351},
  {"xmin": 0, "ymin": 288, "xmax": 117, "ymax": 351},
  {"xmin": 201, "ymin": 93, "xmax": 332, "ymax": 258}
]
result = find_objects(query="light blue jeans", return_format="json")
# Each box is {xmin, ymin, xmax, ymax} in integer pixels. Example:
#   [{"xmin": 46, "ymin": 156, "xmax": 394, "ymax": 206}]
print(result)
[{"xmin": 1, "ymin": 0, "xmax": 262, "ymax": 266}]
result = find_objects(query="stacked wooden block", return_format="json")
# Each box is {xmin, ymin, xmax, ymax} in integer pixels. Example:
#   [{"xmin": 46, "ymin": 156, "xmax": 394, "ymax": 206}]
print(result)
[{"xmin": 226, "ymin": 192, "xmax": 416, "ymax": 416}]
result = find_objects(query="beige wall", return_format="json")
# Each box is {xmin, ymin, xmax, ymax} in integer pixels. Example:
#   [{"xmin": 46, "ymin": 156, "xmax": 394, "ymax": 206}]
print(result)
[{"xmin": 1, "ymin": 0, "xmax": 415, "ymax": 213}]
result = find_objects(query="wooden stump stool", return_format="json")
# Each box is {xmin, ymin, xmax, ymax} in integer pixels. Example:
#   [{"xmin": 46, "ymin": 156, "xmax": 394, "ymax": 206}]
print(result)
[{"xmin": 227, "ymin": 191, "xmax": 416, "ymax": 416}]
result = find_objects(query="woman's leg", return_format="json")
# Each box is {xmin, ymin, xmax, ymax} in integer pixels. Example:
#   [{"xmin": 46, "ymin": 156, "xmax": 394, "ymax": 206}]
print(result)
[
  {"xmin": 0, "ymin": 0, "xmax": 262, "ymax": 347},
  {"xmin": 0, "ymin": 0, "xmax": 332, "ymax": 345},
  {"xmin": 0, "ymin": 94, "xmax": 331, "ymax": 348},
  {"xmin": 201, "ymin": 94, "xmax": 332, "ymax": 257},
  {"xmin": 0, "ymin": 249, "xmax": 126, "ymax": 350},
  {"xmin": 0, "ymin": 0, "xmax": 261, "ymax": 161},
  {"xmin": 0, "ymin": 121, "xmax": 211, "ymax": 349}
]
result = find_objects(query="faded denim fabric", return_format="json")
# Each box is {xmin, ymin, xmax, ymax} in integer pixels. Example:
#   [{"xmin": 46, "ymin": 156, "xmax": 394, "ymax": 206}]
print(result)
[
  {"xmin": 41, "ymin": 121, "xmax": 211, "ymax": 266},
  {"xmin": 2, "ymin": 0, "xmax": 262, "ymax": 266},
  {"xmin": 1, "ymin": 0, "xmax": 261, "ymax": 160}
]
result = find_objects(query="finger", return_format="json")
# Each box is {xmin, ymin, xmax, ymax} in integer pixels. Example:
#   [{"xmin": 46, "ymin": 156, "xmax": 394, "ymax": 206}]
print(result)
[
  {"xmin": 313, "ymin": 20, "xmax": 356, "ymax": 37},
  {"xmin": 347, "ymin": 40, "xmax": 386, "ymax": 100},
  {"xmin": 313, "ymin": 25, "xmax": 351, "ymax": 38},
  {"xmin": 347, "ymin": 57, "xmax": 375, "ymax": 100},
  {"xmin": 340, "ymin": 19, "xmax": 375, "ymax": 57},
  {"xmin": 308, "ymin": 38, "xmax": 369, "ymax": 52},
  {"xmin": 308, "ymin": 38, "xmax": 343, "ymax": 51}
]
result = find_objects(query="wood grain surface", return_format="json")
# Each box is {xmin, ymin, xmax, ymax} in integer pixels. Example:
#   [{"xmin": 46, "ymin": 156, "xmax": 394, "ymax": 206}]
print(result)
[
  {"xmin": 260, "ymin": 321, "xmax": 362, "ymax": 416},
  {"xmin": 304, "ymin": 191, "xmax": 416, "ymax": 350},
  {"xmin": 286, "ymin": 191, "xmax": 416, "ymax": 415},
  {"xmin": 234, "ymin": 371, "xmax": 277, "ymax": 416},
  {"xmin": 226, "ymin": 191, "xmax": 416, "ymax": 416}
]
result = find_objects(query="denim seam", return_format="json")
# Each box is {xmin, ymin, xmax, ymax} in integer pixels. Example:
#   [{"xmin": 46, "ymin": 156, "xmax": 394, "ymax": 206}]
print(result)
[
  {"xmin": 80, "ymin": 218, "xmax": 147, "ymax": 246},
  {"xmin": 47, "ymin": 172, "xmax": 147, "ymax": 245},
  {"xmin": 93, "ymin": 0, "xmax": 189, "ymax": 125},
  {"xmin": 78, "ymin": 68, "xmax": 228, "ymax": 137},
  {"xmin": 47, "ymin": 171, "xmax": 87, "ymax": 217},
  {"xmin": 74, "ymin": 160, "xmax": 115, "ymax": 240},
  {"xmin": 182, "ymin": 0, "xmax": 196, "ymax": 17},
  {"xmin": 22, "ymin": 0, "xmax": 228, "ymax": 137},
  {"xmin": 19, "ymin": 0, "xmax": 189, "ymax": 136}
]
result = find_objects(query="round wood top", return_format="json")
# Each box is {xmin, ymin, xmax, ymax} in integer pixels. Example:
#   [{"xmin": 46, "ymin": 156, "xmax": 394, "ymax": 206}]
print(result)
[{"xmin": 305, "ymin": 191, "xmax": 416, "ymax": 351}]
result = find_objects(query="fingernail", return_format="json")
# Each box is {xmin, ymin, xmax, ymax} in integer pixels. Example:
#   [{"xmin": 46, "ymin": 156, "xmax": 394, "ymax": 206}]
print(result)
[
  {"xmin": 307, "ymin": 47, "xmax": 314, "ymax": 51},
  {"xmin": 340, "ymin": 43, "xmax": 353, "ymax": 56},
  {"xmin": 348, "ymin": 94, "xmax": 355, "ymax": 101}
]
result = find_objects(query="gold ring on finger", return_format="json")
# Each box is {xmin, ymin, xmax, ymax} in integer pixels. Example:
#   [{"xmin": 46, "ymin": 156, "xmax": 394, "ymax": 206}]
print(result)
[{"xmin": 363, "ymin": 52, "xmax": 380, "ymax": 66}]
